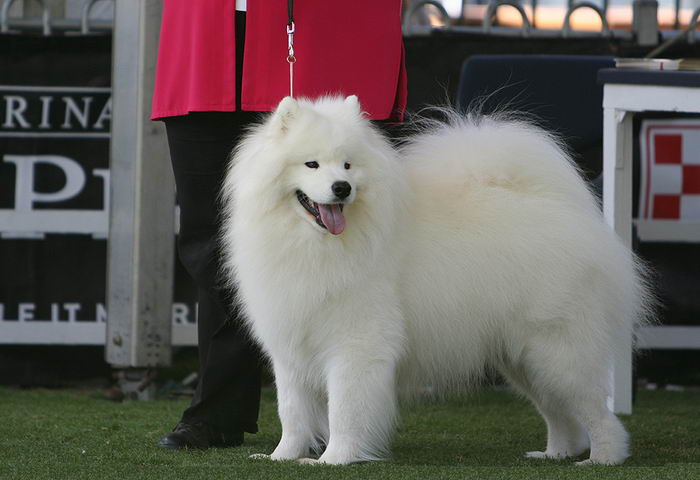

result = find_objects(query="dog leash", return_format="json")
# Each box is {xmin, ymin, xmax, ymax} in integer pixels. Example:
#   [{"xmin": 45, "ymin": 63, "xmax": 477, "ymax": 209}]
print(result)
[{"xmin": 286, "ymin": 0, "xmax": 296, "ymax": 97}]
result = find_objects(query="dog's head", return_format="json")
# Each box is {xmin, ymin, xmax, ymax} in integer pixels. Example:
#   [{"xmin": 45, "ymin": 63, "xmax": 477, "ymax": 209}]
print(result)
[
  {"xmin": 231, "ymin": 95, "xmax": 396, "ymax": 237},
  {"xmin": 274, "ymin": 96, "xmax": 358, "ymax": 235}
]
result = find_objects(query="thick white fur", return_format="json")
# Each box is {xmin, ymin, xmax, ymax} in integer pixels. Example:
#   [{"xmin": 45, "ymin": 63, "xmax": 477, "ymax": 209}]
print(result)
[{"xmin": 220, "ymin": 96, "xmax": 653, "ymax": 466}]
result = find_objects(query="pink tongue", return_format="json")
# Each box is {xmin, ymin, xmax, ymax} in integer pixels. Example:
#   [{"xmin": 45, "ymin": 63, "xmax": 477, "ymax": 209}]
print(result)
[{"xmin": 317, "ymin": 204, "xmax": 345, "ymax": 235}]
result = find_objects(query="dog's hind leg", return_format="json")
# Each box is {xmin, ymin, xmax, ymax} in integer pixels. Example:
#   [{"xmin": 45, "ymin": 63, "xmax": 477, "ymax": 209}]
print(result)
[
  {"xmin": 317, "ymin": 356, "xmax": 398, "ymax": 465},
  {"xmin": 515, "ymin": 331, "xmax": 630, "ymax": 465},
  {"xmin": 267, "ymin": 363, "xmax": 327, "ymax": 461},
  {"xmin": 500, "ymin": 365, "xmax": 589, "ymax": 460}
]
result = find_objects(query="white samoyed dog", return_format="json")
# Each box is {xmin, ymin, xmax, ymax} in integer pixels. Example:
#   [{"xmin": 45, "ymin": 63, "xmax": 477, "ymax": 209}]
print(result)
[{"xmin": 220, "ymin": 96, "xmax": 652, "ymax": 466}]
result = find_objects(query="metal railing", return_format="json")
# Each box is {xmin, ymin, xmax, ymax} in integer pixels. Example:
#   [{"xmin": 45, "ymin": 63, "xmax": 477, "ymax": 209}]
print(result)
[
  {"xmin": 0, "ymin": 0, "xmax": 113, "ymax": 35},
  {"xmin": 1, "ymin": 1, "xmax": 698, "ymax": 51},
  {"xmin": 561, "ymin": 1, "xmax": 610, "ymax": 37},
  {"xmin": 483, "ymin": 0, "xmax": 532, "ymax": 37},
  {"xmin": 647, "ymin": 5, "xmax": 700, "ymax": 54},
  {"xmin": 404, "ymin": 0, "xmax": 700, "ymax": 44}
]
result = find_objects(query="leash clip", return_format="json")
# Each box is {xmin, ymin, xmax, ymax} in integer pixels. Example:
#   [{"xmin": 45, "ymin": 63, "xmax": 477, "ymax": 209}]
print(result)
[
  {"xmin": 286, "ymin": 21, "xmax": 296, "ymax": 97},
  {"xmin": 286, "ymin": 21, "xmax": 296, "ymax": 61}
]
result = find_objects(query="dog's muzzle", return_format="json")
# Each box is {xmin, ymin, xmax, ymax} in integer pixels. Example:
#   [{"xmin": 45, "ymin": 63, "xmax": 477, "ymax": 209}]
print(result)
[{"xmin": 296, "ymin": 190, "xmax": 346, "ymax": 235}]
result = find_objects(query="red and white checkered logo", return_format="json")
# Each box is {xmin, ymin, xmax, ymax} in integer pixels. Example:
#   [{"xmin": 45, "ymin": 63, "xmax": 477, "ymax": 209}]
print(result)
[{"xmin": 639, "ymin": 119, "xmax": 700, "ymax": 221}]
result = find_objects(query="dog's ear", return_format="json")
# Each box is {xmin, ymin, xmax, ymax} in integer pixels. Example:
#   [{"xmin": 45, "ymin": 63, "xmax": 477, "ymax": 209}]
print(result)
[
  {"xmin": 271, "ymin": 96, "xmax": 299, "ymax": 135},
  {"xmin": 344, "ymin": 95, "xmax": 361, "ymax": 114}
]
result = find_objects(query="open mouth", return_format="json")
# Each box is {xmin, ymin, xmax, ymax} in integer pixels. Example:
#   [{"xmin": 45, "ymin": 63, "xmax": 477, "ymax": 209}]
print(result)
[{"xmin": 296, "ymin": 190, "xmax": 346, "ymax": 235}]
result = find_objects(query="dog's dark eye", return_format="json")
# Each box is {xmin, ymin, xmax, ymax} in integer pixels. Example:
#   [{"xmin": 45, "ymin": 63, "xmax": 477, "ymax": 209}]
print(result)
[
  {"xmin": 305, "ymin": 161, "xmax": 319, "ymax": 169},
  {"xmin": 344, "ymin": 162, "xmax": 351, "ymax": 170}
]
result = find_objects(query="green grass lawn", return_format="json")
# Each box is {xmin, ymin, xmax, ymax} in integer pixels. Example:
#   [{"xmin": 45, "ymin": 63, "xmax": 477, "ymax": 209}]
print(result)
[{"xmin": 0, "ymin": 386, "xmax": 698, "ymax": 480}]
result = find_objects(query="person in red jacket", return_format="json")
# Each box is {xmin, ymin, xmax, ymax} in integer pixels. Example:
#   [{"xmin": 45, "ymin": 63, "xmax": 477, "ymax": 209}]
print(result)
[{"xmin": 153, "ymin": 0, "xmax": 407, "ymax": 450}]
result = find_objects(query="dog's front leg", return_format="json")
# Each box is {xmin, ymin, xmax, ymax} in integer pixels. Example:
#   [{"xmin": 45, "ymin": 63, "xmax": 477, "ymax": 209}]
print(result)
[
  {"xmin": 269, "ymin": 362, "xmax": 324, "ymax": 461},
  {"xmin": 317, "ymin": 356, "xmax": 398, "ymax": 465}
]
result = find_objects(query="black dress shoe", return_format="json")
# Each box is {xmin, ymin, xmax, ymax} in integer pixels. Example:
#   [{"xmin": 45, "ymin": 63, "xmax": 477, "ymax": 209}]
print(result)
[{"xmin": 159, "ymin": 422, "xmax": 244, "ymax": 450}]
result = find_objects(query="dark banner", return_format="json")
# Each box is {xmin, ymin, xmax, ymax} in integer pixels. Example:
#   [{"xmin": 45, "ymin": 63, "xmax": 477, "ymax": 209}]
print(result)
[{"xmin": 0, "ymin": 35, "xmax": 196, "ymax": 345}]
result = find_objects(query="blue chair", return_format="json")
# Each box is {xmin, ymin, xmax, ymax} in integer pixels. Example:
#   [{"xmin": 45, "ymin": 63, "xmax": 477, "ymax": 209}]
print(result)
[{"xmin": 456, "ymin": 54, "xmax": 615, "ymax": 181}]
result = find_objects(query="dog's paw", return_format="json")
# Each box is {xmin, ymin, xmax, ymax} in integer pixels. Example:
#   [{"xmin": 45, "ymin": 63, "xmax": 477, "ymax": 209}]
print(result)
[
  {"xmin": 297, "ymin": 458, "xmax": 321, "ymax": 465},
  {"xmin": 249, "ymin": 453, "xmax": 271, "ymax": 460}
]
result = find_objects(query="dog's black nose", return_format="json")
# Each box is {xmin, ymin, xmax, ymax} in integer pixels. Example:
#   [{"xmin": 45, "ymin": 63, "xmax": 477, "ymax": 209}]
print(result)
[{"xmin": 332, "ymin": 181, "xmax": 352, "ymax": 199}]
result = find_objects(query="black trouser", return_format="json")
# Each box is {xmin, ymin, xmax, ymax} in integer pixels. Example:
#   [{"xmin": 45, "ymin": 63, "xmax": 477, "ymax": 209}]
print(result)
[
  {"xmin": 161, "ymin": 10, "xmax": 261, "ymax": 436},
  {"xmin": 164, "ymin": 110, "xmax": 263, "ymax": 435}
]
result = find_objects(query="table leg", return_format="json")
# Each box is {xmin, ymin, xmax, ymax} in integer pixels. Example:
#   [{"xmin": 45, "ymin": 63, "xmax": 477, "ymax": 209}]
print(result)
[{"xmin": 602, "ymin": 107, "xmax": 634, "ymax": 415}]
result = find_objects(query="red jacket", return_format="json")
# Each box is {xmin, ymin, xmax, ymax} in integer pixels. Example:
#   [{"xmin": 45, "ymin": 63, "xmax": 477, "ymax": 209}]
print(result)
[{"xmin": 151, "ymin": 1, "xmax": 407, "ymax": 121}]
